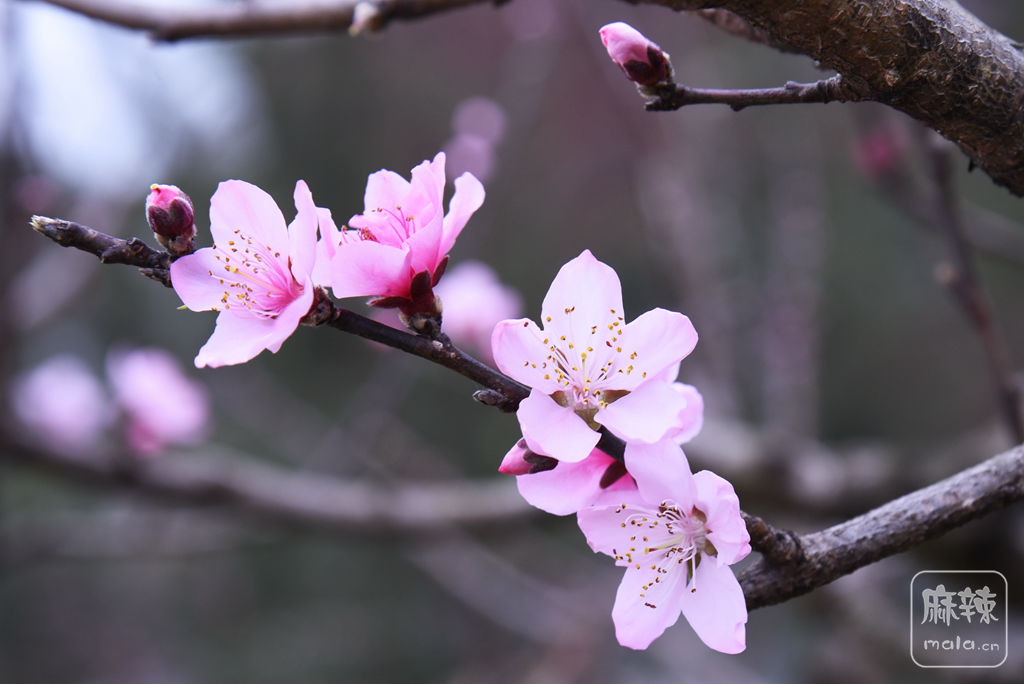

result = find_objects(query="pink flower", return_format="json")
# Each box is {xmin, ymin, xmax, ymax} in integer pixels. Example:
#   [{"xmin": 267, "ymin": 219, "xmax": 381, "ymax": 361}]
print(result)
[
  {"xmin": 170, "ymin": 179, "xmax": 319, "ymax": 368},
  {"xmin": 10, "ymin": 355, "xmax": 114, "ymax": 455},
  {"xmin": 107, "ymin": 347, "xmax": 210, "ymax": 456},
  {"xmin": 491, "ymin": 250, "xmax": 700, "ymax": 465},
  {"xmin": 578, "ymin": 442, "xmax": 750, "ymax": 652},
  {"xmin": 433, "ymin": 260, "xmax": 521, "ymax": 361},
  {"xmin": 599, "ymin": 22, "xmax": 672, "ymax": 86},
  {"xmin": 315, "ymin": 152, "xmax": 485, "ymax": 316}
]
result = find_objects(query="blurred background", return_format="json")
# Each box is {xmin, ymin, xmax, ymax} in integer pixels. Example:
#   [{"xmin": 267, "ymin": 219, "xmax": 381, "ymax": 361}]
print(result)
[{"xmin": 2, "ymin": 0, "xmax": 1023, "ymax": 681}]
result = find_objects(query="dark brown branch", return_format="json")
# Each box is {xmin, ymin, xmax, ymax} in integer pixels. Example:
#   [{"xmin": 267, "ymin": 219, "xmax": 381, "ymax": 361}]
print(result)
[
  {"xmin": 926, "ymin": 139, "xmax": 1024, "ymax": 444},
  {"xmin": 646, "ymin": 75, "xmax": 860, "ymax": 112},
  {"xmin": 632, "ymin": 0, "xmax": 1024, "ymax": 196},
  {"xmin": 740, "ymin": 444, "xmax": 1024, "ymax": 610},
  {"xmin": 2, "ymin": 437, "xmax": 534, "ymax": 536},
  {"xmin": 33, "ymin": 0, "xmax": 494, "ymax": 41},
  {"xmin": 30, "ymin": 215, "xmax": 171, "ymax": 285}
]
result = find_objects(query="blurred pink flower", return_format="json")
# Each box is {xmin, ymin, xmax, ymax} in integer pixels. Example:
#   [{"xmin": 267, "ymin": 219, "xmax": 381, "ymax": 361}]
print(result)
[
  {"xmin": 107, "ymin": 347, "xmax": 210, "ymax": 456},
  {"xmin": 851, "ymin": 125, "xmax": 909, "ymax": 180},
  {"xmin": 11, "ymin": 355, "xmax": 113, "ymax": 455},
  {"xmin": 578, "ymin": 443, "xmax": 750, "ymax": 652},
  {"xmin": 434, "ymin": 260, "xmax": 521, "ymax": 360},
  {"xmin": 599, "ymin": 22, "xmax": 672, "ymax": 86},
  {"xmin": 315, "ymin": 152, "xmax": 485, "ymax": 317},
  {"xmin": 491, "ymin": 250, "xmax": 700, "ymax": 464},
  {"xmin": 170, "ymin": 180, "xmax": 319, "ymax": 368}
]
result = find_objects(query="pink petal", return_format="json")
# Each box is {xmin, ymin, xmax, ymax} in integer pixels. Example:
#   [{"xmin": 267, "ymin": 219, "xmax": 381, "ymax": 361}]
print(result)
[
  {"xmin": 666, "ymin": 383, "xmax": 704, "ymax": 444},
  {"xmin": 311, "ymin": 207, "xmax": 341, "ymax": 287},
  {"xmin": 498, "ymin": 439, "xmax": 533, "ymax": 475},
  {"xmin": 194, "ymin": 286, "xmax": 312, "ymax": 368},
  {"xmin": 209, "ymin": 180, "xmax": 289, "ymax": 255},
  {"xmin": 325, "ymin": 240, "xmax": 413, "ymax": 299},
  {"xmin": 613, "ymin": 309, "xmax": 697, "ymax": 391},
  {"xmin": 678, "ymin": 561, "xmax": 747, "ymax": 654},
  {"xmin": 288, "ymin": 180, "xmax": 319, "ymax": 280},
  {"xmin": 540, "ymin": 250, "xmax": 624, "ymax": 345},
  {"xmin": 402, "ymin": 218, "xmax": 444, "ymax": 276},
  {"xmin": 491, "ymin": 318, "xmax": 562, "ymax": 394},
  {"xmin": 517, "ymin": 390, "xmax": 600, "ymax": 463},
  {"xmin": 576, "ymin": 489, "xmax": 648, "ymax": 557},
  {"xmin": 694, "ymin": 470, "xmax": 751, "ymax": 565},
  {"xmin": 440, "ymin": 171, "xmax": 485, "ymax": 256},
  {"xmin": 517, "ymin": 449, "xmax": 632, "ymax": 515},
  {"xmin": 363, "ymin": 168, "xmax": 411, "ymax": 211},
  {"xmin": 596, "ymin": 380, "xmax": 692, "ymax": 444},
  {"xmin": 623, "ymin": 440, "xmax": 696, "ymax": 509},
  {"xmin": 170, "ymin": 248, "xmax": 230, "ymax": 312},
  {"xmin": 611, "ymin": 559, "xmax": 687, "ymax": 650}
]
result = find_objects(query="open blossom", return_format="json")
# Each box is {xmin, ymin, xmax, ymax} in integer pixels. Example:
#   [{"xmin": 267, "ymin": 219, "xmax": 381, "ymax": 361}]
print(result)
[
  {"xmin": 315, "ymin": 152, "xmax": 485, "ymax": 316},
  {"xmin": 107, "ymin": 347, "xmax": 210, "ymax": 456},
  {"xmin": 599, "ymin": 22, "xmax": 673, "ymax": 86},
  {"xmin": 491, "ymin": 250, "xmax": 700, "ymax": 466},
  {"xmin": 170, "ymin": 180, "xmax": 319, "ymax": 368},
  {"xmin": 578, "ymin": 443, "xmax": 750, "ymax": 652},
  {"xmin": 10, "ymin": 355, "xmax": 114, "ymax": 455}
]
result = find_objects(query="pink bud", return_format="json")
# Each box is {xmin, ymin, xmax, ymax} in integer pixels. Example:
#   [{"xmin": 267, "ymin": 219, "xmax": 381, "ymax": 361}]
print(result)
[
  {"xmin": 599, "ymin": 22, "xmax": 672, "ymax": 86},
  {"xmin": 146, "ymin": 184, "xmax": 196, "ymax": 255}
]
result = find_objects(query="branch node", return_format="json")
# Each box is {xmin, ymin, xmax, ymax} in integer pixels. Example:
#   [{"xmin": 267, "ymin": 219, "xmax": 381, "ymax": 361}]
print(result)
[{"xmin": 743, "ymin": 512, "xmax": 805, "ymax": 565}]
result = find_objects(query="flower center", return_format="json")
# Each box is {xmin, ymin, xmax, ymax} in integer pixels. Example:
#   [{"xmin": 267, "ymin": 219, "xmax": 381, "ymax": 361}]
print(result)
[{"xmin": 208, "ymin": 228, "xmax": 300, "ymax": 319}]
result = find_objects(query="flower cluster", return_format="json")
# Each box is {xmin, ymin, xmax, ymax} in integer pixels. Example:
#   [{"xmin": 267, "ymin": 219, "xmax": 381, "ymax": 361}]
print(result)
[
  {"xmin": 492, "ymin": 250, "xmax": 749, "ymax": 654},
  {"xmin": 168, "ymin": 153, "xmax": 485, "ymax": 367}
]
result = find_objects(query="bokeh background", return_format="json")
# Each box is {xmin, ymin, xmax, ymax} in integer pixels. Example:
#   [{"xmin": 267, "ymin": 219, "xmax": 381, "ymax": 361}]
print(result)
[{"xmin": 2, "ymin": 0, "xmax": 1023, "ymax": 681}]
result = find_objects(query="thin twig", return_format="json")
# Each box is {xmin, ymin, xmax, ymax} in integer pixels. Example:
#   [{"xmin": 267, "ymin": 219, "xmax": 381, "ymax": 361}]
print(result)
[
  {"xmin": 645, "ymin": 75, "xmax": 860, "ymax": 112},
  {"xmin": 33, "ymin": 0, "xmax": 493, "ymax": 41},
  {"xmin": 926, "ymin": 139, "xmax": 1024, "ymax": 444},
  {"xmin": 30, "ymin": 216, "xmax": 170, "ymax": 285}
]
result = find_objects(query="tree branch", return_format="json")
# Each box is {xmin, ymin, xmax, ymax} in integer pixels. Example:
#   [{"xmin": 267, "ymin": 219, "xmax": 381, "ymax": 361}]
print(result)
[
  {"xmin": 632, "ymin": 0, "xmax": 1024, "ymax": 196},
  {"xmin": 645, "ymin": 75, "xmax": 860, "ymax": 111},
  {"xmin": 31, "ymin": 0, "xmax": 495, "ymax": 41},
  {"xmin": 739, "ymin": 444, "xmax": 1024, "ymax": 610},
  {"xmin": 1, "ymin": 438, "xmax": 534, "ymax": 536}
]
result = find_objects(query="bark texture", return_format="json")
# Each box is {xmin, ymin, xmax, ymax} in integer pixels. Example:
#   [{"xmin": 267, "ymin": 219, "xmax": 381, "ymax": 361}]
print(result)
[{"xmin": 639, "ymin": 0, "xmax": 1024, "ymax": 196}]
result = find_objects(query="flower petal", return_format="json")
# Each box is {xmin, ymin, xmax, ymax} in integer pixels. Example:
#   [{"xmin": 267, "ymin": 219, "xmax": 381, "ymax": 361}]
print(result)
[
  {"xmin": 694, "ymin": 470, "xmax": 751, "ymax": 565},
  {"xmin": 596, "ymin": 380, "xmax": 693, "ymax": 444},
  {"xmin": 517, "ymin": 449, "xmax": 633, "ymax": 515},
  {"xmin": 611, "ymin": 558, "xmax": 687, "ymax": 650},
  {"xmin": 170, "ymin": 248, "xmax": 231, "ymax": 312},
  {"xmin": 440, "ymin": 171, "xmax": 485, "ymax": 256},
  {"xmin": 491, "ymin": 318, "xmax": 562, "ymax": 393},
  {"xmin": 666, "ymin": 383, "xmax": 704, "ymax": 444},
  {"xmin": 209, "ymin": 180, "xmax": 289, "ymax": 255},
  {"xmin": 194, "ymin": 285, "xmax": 312, "ymax": 368},
  {"xmin": 576, "ymin": 489, "xmax": 648, "ymax": 557},
  {"xmin": 311, "ymin": 207, "xmax": 341, "ymax": 287},
  {"xmin": 623, "ymin": 440, "xmax": 696, "ymax": 509},
  {"xmin": 540, "ymin": 250, "xmax": 623, "ymax": 345},
  {"xmin": 613, "ymin": 309, "xmax": 697, "ymax": 391},
  {"xmin": 288, "ymin": 180, "xmax": 319, "ymax": 281},
  {"xmin": 679, "ymin": 560, "xmax": 747, "ymax": 654},
  {"xmin": 325, "ymin": 240, "xmax": 413, "ymax": 299},
  {"xmin": 517, "ymin": 389, "xmax": 599, "ymax": 463},
  {"xmin": 362, "ymin": 168, "xmax": 411, "ymax": 212}
]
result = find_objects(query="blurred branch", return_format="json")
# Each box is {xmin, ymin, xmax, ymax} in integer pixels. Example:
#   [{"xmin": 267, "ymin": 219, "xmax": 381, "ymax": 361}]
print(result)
[
  {"xmin": 631, "ymin": 0, "xmax": 1024, "ymax": 196},
  {"xmin": 740, "ymin": 444, "xmax": 1024, "ymax": 610},
  {"xmin": 31, "ymin": 0, "xmax": 494, "ymax": 41},
  {"xmin": 645, "ymin": 75, "xmax": 860, "ymax": 112},
  {"xmin": 925, "ymin": 137, "xmax": 1024, "ymax": 444},
  {"xmin": 1, "ymin": 438, "xmax": 534, "ymax": 536}
]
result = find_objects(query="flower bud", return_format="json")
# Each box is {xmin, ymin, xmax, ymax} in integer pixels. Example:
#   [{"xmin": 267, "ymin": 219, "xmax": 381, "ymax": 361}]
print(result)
[
  {"xmin": 599, "ymin": 22, "xmax": 673, "ymax": 87},
  {"xmin": 146, "ymin": 183, "xmax": 196, "ymax": 256}
]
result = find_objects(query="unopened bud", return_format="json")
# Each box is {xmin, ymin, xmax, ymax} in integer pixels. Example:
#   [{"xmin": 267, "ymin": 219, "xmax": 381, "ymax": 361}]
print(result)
[
  {"xmin": 599, "ymin": 22, "xmax": 673, "ymax": 87},
  {"xmin": 146, "ymin": 184, "xmax": 196, "ymax": 256}
]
